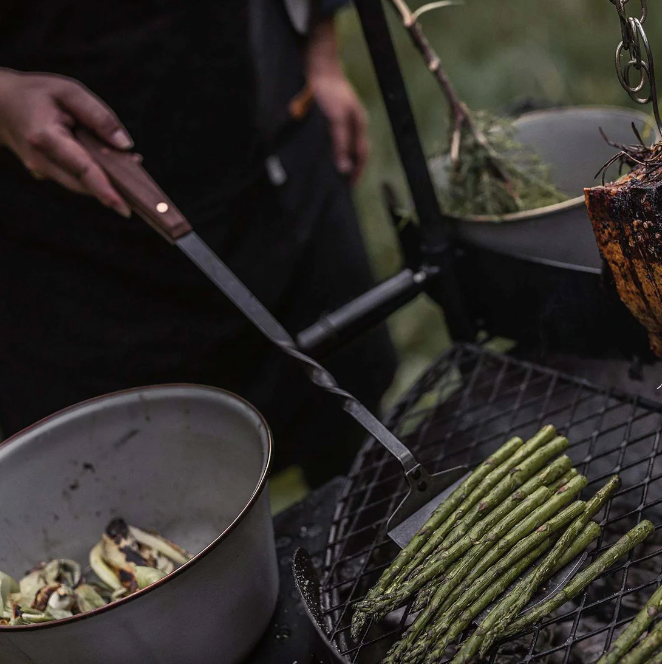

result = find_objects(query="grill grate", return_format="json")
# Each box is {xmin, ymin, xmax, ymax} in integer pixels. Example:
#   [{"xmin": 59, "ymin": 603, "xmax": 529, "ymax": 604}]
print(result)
[{"xmin": 320, "ymin": 343, "xmax": 662, "ymax": 663}]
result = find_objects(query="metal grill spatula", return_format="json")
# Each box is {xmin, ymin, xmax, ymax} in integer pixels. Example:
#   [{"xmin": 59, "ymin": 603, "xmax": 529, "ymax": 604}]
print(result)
[{"xmin": 76, "ymin": 129, "xmax": 467, "ymax": 547}]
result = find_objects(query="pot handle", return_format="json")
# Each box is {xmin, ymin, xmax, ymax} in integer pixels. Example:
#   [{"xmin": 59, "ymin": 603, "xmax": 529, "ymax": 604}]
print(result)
[{"xmin": 75, "ymin": 128, "xmax": 193, "ymax": 243}]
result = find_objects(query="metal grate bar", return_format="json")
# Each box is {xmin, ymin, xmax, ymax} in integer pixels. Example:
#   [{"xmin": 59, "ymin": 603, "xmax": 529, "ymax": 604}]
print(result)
[{"xmin": 320, "ymin": 344, "xmax": 662, "ymax": 663}]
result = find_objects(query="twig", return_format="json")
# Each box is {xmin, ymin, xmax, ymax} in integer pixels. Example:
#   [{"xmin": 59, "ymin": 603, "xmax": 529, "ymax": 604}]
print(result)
[
  {"xmin": 412, "ymin": 0, "xmax": 463, "ymax": 22},
  {"xmin": 387, "ymin": 0, "xmax": 499, "ymax": 171}
]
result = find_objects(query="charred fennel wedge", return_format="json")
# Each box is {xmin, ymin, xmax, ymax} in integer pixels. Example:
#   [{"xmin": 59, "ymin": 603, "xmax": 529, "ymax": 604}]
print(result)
[{"xmin": 0, "ymin": 518, "xmax": 191, "ymax": 625}]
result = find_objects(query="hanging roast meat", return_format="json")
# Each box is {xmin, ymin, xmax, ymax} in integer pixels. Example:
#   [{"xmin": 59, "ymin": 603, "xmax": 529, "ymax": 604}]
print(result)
[{"xmin": 585, "ymin": 165, "xmax": 662, "ymax": 357}]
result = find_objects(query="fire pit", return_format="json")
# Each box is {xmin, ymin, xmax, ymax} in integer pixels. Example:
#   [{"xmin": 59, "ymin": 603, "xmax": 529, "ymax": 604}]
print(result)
[{"xmin": 318, "ymin": 344, "xmax": 662, "ymax": 663}]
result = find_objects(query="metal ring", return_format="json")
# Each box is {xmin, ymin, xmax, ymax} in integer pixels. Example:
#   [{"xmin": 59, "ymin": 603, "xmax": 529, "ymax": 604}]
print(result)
[
  {"xmin": 614, "ymin": 0, "xmax": 647, "ymax": 49},
  {"xmin": 616, "ymin": 41, "xmax": 641, "ymax": 92},
  {"xmin": 614, "ymin": 14, "xmax": 661, "ymax": 136},
  {"xmin": 623, "ymin": 58, "xmax": 650, "ymax": 101},
  {"xmin": 630, "ymin": 18, "xmax": 642, "ymax": 61},
  {"xmin": 633, "ymin": 17, "xmax": 661, "ymax": 132},
  {"xmin": 611, "ymin": 0, "xmax": 658, "ymax": 132}
]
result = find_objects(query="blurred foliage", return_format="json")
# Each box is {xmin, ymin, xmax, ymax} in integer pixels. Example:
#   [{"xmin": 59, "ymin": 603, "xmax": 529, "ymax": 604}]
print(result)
[{"xmin": 335, "ymin": 0, "xmax": 662, "ymax": 404}]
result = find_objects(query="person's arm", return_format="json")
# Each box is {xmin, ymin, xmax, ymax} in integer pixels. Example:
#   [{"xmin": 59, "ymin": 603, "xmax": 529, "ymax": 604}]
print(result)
[
  {"xmin": 0, "ymin": 68, "xmax": 131, "ymax": 217},
  {"xmin": 305, "ymin": 15, "xmax": 369, "ymax": 185}
]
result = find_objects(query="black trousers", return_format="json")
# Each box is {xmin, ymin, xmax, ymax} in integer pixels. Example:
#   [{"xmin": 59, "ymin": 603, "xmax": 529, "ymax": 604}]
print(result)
[{"xmin": 0, "ymin": 109, "xmax": 397, "ymax": 486}]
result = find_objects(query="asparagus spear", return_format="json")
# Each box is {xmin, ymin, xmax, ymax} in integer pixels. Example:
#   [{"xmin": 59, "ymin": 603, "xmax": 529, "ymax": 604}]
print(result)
[
  {"xmin": 354, "ymin": 485, "xmax": 552, "ymax": 629},
  {"xmin": 620, "ymin": 619, "xmax": 662, "ymax": 664},
  {"xmin": 418, "ymin": 522, "xmax": 601, "ymax": 664},
  {"xmin": 383, "ymin": 486, "xmax": 550, "ymax": 661},
  {"xmin": 433, "ymin": 448, "xmax": 572, "ymax": 557},
  {"xmin": 499, "ymin": 520, "xmax": 655, "ymax": 640},
  {"xmin": 411, "ymin": 578, "xmax": 437, "ymax": 614},
  {"xmin": 357, "ymin": 475, "xmax": 587, "ymax": 638},
  {"xmin": 643, "ymin": 648, "xmax": 662, "ymax": 664},
  {"xmin": 369, "ymin": 434, "xmax": 526, "ymax": 596},
  {"xmin": 399, "ymin": 541, "xmax": 555, "ymax": 664},
  {"xmin": 429, "ymin": 474, "xmax": 588, "ymax": 622},
  {"xmin": 406, "ymin": 513, "xmax": 597, "ymax": 663},
  {"xmin": 410, "ymin": 456, "xmax": 573, "ymax": 614},
  {"xmin": 416, "ymin": 548, "xmax": 551, "ymax": 664},
  {"xmin": 480, "ymin": 476, "xmax": 621, "ymax": 656},
  {"xmin": 598, "ymin": 583, "xmax": 662, "ymax": 664},
  {"xmin": 403, "ymin": 475, "xmax": 586, "ymax": 602},
  {"xmin": 548, "ymin": 468, "xmax": 579, "ymax": 492},
  {"xmin": 390, "ymin": 495, "xmax": 587, "ymax": 663},
  {"xmin": 460, "ymin": 509, "xmax": 642, "ymax": 664},
  {"xmin": 387, "ymin": 427, "xmax": 558, "ymax": 590}
]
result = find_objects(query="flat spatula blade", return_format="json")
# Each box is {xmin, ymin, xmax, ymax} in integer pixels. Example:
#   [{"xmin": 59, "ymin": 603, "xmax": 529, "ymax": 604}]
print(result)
[{"xmin": 388, "ymin": 472, "xmax": 469, "ymax": 548}]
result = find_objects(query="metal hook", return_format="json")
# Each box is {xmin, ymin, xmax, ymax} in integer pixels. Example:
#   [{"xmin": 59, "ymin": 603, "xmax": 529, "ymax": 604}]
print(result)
[{"xmin": 611, "ymin": 0, "xmax": 661, "ymax": 136}]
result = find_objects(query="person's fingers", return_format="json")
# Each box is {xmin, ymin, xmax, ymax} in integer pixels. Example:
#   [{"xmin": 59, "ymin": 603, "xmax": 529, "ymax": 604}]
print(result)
[
  {"xmin": 55, "ymin": 82, "xmax": 133, "ymax": 150},
  {"xmin": 59, "ymin": 111, "xmax": 76, "ymax": 128},
  {"xmin": 47, "ymin": 159, "xmax": 132, "ymax": 219},
  {"xmin": 27, "ymin": 153, "xmax": 87, "ymax": 194},
  {"xmin": 330, "ymin": 111, "xmax": 353, "ymax": 177},
  {"xmin": 27, "ymin": 128, "xmax": 131, "ymax": 218},
  {"xmin": 350, "ymin": 105, "xmax": 369, "ymax": 186}
]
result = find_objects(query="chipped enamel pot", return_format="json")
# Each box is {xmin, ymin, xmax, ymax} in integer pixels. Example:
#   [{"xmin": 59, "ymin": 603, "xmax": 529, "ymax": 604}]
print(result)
[{"xmin": 0, "ymin": 385, "xmax": 277, "ymax": 664}]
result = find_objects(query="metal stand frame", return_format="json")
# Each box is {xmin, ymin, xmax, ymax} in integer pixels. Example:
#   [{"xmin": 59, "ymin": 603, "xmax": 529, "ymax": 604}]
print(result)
[{"xmin": 296, "ymin": 0, "xmax": 474, "ymax": 357}]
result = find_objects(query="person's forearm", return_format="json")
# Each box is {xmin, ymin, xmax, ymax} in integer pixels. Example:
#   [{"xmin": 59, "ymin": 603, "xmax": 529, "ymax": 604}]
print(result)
[
  {"xmin": 306, "ymin": 17, "xmax": 343, "ymax": 79},
  {"xmin": 304, "ymin": 15, "xmax": 369, "ymax": 183}
]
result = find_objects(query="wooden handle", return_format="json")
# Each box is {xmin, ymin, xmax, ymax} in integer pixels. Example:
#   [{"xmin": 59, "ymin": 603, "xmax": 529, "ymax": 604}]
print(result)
[{"xmin": 75, "ymin": 128, "xmax": 192, "ymax": 243}]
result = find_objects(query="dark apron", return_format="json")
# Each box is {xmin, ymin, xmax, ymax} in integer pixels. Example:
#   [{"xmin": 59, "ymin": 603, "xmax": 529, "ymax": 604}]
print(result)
[{"xmin": 0, "ymin": 0, "xmax": 396, "ymax": 484}]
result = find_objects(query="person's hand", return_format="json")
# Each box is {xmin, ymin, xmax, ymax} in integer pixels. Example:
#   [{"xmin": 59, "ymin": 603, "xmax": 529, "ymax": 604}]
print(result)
[
  {"xmin": 306, "ymin": 19, "xmax": 369, "ymax": 186},
  {"xmin": 0, "ymin": 69, "xmax": 132, "ymax": 217}
]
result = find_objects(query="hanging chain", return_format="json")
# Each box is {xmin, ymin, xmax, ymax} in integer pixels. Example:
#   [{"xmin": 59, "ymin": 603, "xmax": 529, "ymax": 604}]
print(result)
[{"xmin": 610, "ymin": 0, "xmax": 662, "ymax": 134}]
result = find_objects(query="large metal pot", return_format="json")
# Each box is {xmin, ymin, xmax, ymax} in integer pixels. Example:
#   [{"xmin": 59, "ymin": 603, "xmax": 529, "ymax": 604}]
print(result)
[
  {"xmin": 0, "ymin": 385, "xmax": 277, "ymax": 664},
  {"xmin": 435, "ymin": 106, "xmax": 656, "ymax": 267}
]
